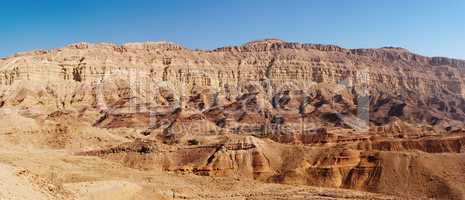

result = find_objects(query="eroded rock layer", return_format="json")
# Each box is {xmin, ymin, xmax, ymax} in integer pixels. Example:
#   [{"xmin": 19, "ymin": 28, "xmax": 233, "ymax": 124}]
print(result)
[{"xmin": 1, "ymin": 39, "xmax": 465, "ymax": 199}]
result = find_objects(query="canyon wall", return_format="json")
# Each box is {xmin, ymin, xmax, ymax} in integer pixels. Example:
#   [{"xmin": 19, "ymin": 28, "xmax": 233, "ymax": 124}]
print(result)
[{"xmin": 1, "ymin": 39, "xmax": 465, "ymax": 199}]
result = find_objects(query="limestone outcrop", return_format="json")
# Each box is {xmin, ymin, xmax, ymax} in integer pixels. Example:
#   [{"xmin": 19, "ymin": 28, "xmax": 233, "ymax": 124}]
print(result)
[{"xmin": 1, "ymin": 39, "xmax": 465, "ymax": 199}]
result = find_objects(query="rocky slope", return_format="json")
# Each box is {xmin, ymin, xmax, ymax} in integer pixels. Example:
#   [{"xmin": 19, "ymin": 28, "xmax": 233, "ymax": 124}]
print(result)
[{"xmin": 1, "ymin": 39, "xmax": 465, "ymax": 199}]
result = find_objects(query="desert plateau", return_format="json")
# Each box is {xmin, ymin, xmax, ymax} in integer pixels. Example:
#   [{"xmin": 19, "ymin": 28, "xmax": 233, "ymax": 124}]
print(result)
[{"xmin": 0, "ymin": 38, "xmax": 464, "ymax": 199}]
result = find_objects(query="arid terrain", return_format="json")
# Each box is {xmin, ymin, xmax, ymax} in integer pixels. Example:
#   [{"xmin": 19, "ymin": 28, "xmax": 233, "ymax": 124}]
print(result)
[{"xmin": 1, "ymin": 39, "xmax": 464, "ymax": 199}]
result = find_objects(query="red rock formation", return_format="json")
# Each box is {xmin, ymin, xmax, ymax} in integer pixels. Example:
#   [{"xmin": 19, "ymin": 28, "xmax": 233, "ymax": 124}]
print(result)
[{"xmin": 2, "ymin": 39, "xmax": 465, "ymax": 199}]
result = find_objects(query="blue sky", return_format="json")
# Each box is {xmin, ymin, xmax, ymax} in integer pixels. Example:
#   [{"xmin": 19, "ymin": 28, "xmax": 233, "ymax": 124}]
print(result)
[{"xmin": 1, "ymin": 0, "xmax": 464, "ymax": 59}]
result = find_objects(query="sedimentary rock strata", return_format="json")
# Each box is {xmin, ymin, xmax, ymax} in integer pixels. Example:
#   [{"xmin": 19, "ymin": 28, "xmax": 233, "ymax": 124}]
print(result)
[{"xmin": 1, "ymin": 39, "xmax": 465, "ymax": 199}]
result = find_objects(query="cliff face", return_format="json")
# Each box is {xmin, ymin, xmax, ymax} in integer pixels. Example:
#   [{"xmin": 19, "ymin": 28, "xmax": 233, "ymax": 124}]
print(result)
[
  {"xmin": 1, "ymin": 39, "xmax": 464, "ymax": 136},
  {"xmin": 1, "ymin": 39, "xmax": 465, "ymax": 199}
]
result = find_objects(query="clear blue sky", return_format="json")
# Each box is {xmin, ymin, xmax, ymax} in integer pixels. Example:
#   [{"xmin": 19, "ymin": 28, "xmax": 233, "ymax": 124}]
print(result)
[{"xmin": 1, "ymin": 0, "xmax": 464, "ymax": 59}]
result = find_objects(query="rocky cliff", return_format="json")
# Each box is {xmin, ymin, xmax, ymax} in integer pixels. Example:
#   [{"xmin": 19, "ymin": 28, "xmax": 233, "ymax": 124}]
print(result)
[{"xmin": 1, "ymin": 39, "xmax": 465, "ymax": 199}]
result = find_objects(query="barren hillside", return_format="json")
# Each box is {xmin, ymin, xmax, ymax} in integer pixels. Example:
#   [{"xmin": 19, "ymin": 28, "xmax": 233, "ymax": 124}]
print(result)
[{"xmin": 0, "ymin": 39, "xmax": 464, "ymax": 199}]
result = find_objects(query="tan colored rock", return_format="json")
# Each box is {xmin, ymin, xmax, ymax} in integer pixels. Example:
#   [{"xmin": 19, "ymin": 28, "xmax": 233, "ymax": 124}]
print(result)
[{"xmin": 1, "ymin": 39, "xmax": 465, "ymax": 199}]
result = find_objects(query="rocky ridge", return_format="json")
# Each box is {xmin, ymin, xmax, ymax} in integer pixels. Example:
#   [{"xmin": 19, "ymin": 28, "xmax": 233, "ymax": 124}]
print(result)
[{"xmin": 1, "ymin": 39, "xmax": 465, "ymax": 199}]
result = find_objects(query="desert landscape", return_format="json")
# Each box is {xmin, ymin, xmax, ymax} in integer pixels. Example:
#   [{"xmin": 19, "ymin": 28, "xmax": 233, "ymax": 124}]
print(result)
[{"xmin": 0, "ymin": 39, "xmax": 464, "ymax": 199}]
